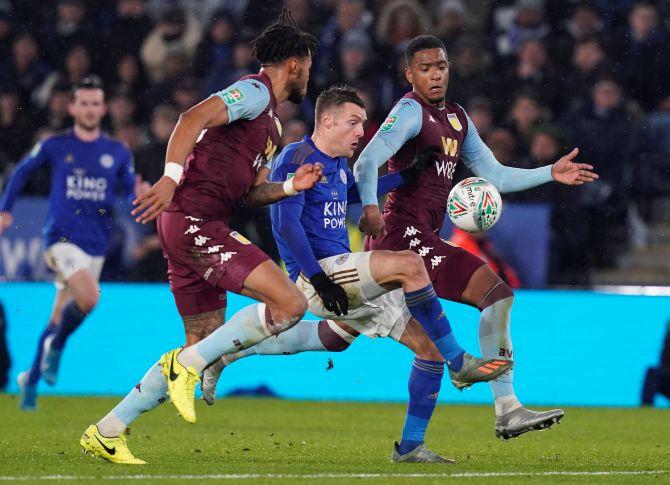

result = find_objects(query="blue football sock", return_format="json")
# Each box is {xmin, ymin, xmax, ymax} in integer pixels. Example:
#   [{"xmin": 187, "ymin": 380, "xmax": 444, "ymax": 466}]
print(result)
[
  {"xmin": 51, "ymin": 301, "xmax": 88, "ymax": 351},
  {"xmin": 404, "ymin": 285, "xmax": 465, "ymax": 371},
  {"xmin": 399, "ymin": 358, "xmax": 444, "ymax": 455},
  {"xmin": 26, "ymin": 324, "xmax": 56, "ymax": 385}
]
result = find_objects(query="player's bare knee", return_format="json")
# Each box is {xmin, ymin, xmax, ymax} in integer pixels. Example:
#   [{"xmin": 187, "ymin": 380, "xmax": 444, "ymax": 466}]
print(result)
[
  {"xmin": 268, "ymin": 293, "xmax": 307, "ymax": 334},
  {"xmin": 76, "ymin": 293, "xmax": 98, "ymax": 314},
  {"xmin": 399, "ymin": 250, "xmax": 428, "ymax": 282}
]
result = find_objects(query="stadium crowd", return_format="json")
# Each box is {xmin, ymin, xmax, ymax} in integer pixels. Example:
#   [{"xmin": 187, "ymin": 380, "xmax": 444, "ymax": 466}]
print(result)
[{"xmin": 1, "ymin": 0, "xmax": 669, "ymax": 284}]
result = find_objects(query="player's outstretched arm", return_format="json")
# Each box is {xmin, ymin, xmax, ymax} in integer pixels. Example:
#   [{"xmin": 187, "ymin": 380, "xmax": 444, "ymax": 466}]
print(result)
[
  {"xmin": 132, "ymin": 96, "xmax": 232, "ymax": 223},
  {"xmin": 550, "ymin": 148, "xmax": 599, "ymax": 185},
  {"xmin": 244, "ymin": 163, "xmax": 324, "ymax": 208}
]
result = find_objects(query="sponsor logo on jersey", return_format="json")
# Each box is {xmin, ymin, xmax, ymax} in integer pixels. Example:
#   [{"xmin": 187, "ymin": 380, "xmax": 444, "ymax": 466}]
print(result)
[
  {"xmin": 323, "ymin": 201, "xmax": 347, "ymax": 229},
  {"xmin": 335, "ymin": 254, "xmax": 350, "ymax": 265},
  {"xmin": 380, "ymin": 115, "xmax": 398, "ymax": 132},
  {"xmin": 319, "ymin": 175, "xmax": 328, "ymax": 184},
  {"xmin": 229, "ymin": 231, "xmax": 251, "ymax": 245},
  {"xmin": 222, "ymin": 87, "xmax": 245, "ymax": 105},
  {"xmin": 447, "ymin": 113, "xmax": 462, "ymax": 131},
  {"xmin": 65, "ymin": 174, "xmax": 108, "ymax": 201},
  {"xmin": 99, "ymin": 154, "xmax": 114, "ymax": 169},
  {"xmin": 441, "ymin": 137, "xmax": 458, "ymax": 157}
]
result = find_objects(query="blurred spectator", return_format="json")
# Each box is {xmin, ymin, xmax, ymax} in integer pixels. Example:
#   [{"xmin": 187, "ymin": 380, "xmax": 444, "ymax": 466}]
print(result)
[
  {"xmin": 146, "ymin": 48, "xmax": 191, "ymax": 107},
  {"xmin": 105, "ymin": 0, "xmax": 154, "ymax": 60},
  {"xmin": 0, "ymin": 32, "xmax": 51, "ymax": 105},
  {"xmin": 204, "ymin": 35, "xmax": 257, "ymax": 96},
  {"xmin": 0, "ymin": 86, "xmax": 32, "ymax": 166},
  {"xmin": 450, "ymin": 228, "xmax": 522, "ymax": 288},
  {"xmin": 550, "ymin": 2, "xmax": 606, "ymax": 65},
  {"xmin": 33, "ymin": 81, "xmax": 72, "ymax": 132},
  {"xmin": 316, "ymin": 0, "xmax": 373, "ymax": 90},
  {"xmin": 434, "ymin": 0, "xmax": 471, "ymax": 53},
  {"xmin": 135, "ymin": 105, "xmax": 179, "ymax": 184},
  {"xmin": 0, "ymin": 10, "xmax": 15, "ymax": 63},
  {"xmin": 376, "ymin": 0, "xmax": 431, "ymax": 48},
  {"xmin": 562, "ymin": 76, "xmax": 636, "ymax": 266},
  {"xmin": 33, "ymin": 43, "xmax": 91, "ymax": 109},
  {"xmin": 505, "ymin": 91, "xmax": 551, "ymax": 158},
  {"xmin": 485, "ymin": 127, "xmax": 517, "ymax": 166},
  {"xmin": 563, "ymin": 37, "xmax": 613, "ymax": 111},
  {"xmin": 140, "ymin": 5, "xmax": 202, "ymax": 83},
  {"xmin": 171, "ymin": 77, "xmax": 202, "ymax": 113},
  {"xmin": 447, "ymin": 38, "xmax": 497, "ymax": 105},
  {"xmin": 280, "ymin": 118, "xmax": 308, "ymax": 148},
  {"xmin": 495, "ymin": 0, "xmax": 551, "ymax": 57},
  {"xmin": 466, "ymin": 96, "xmax": 495, "ymax": 139},
  {"xmin": 611, "ymin": 1, "xmax": 670, "ymax": 110},
  {"xmin": 326, "ymin": 31, "xmax": 377, "ymax": 87},
  {"xmin": 193, "ymin": 10, "xmax": 236, "ymax": 79},
  {"xmin": 502, "ymin": 38, "xmax": 563, "ymax": 114},
  {"xmin": 42, "ymin": 0, "xmax": 96, "ymax": 68},
  {"xmin": 114, "ymin": 123, "xmax": 144, "ymax": 154},
  {"xmin": 107, "ymin": 90, "xmax": 138, "ymax": 130}
]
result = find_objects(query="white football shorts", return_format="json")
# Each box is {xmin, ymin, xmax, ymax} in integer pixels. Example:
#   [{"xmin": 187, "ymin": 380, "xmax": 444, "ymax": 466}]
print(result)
[
  {"xmin": 295, "ymin": 251, "xmax": 411, "ymax": 340},
  {"xmin": 44, "ymin": 242, "xmax": 105, "ymax": 290}
]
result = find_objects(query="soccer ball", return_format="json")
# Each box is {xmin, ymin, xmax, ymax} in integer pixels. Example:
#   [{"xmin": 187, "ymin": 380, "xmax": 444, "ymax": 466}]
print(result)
[{"xmin": 447, "ymin": 177, "xmax": 502, "ymax": 232}]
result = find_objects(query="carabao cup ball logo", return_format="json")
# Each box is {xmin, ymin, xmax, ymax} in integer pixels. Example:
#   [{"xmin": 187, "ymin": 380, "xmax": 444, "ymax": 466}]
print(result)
[{"xmin": 447, "ymin": 177, "xmax": 502, "ymax": 232}]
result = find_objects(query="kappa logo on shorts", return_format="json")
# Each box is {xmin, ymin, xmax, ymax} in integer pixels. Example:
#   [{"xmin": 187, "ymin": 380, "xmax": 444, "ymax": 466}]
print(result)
[
  {"xmin": 194, "ymin": 235, "xmax": 211, "ymax": 246},
  {"xmin": 229, "ymin": 231, "xmax": 251, "ymax": 245},
  {"xmin": 185, "ymin": 215, "xmax": 203, "ymax": 222},
  {"xmin": 403, "ymin": 226, "xmax": 421, "ymax": 238},
  {"xmin": 430, "ymin": 255, "xmax": 445, "ymax": 269},
  {"xmin": 220, "ymin": 252, "xmax": 237, "ymax": 263},
  {"xmin": 203, "ymin": 267, "xmax": 214, "ymax": 280},
  {"xmin": 206, "ymin": 245, "xmax": 224, "ymax": 254},
  {"xmin": 418, "ymin": 246, "xmax": 433, "ymax": 257},
  {"xmin": 409, "ymin": 238, "xmax": 421, "ymax": 249},
  {"xmin": 184, "ymin": 225, "xmax": 201, "ymax": 235},
  {"xmin": 335, "ymin": 254, "xmax": 350, "ymax": 265}
]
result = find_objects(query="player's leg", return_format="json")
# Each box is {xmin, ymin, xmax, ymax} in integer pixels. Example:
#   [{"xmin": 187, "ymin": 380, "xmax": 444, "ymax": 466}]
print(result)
[
  {"xmin": 202, "ymin": 319, "xmax": 357, "ymax": 405},
  {"xmin": 389, "ymin": 318, "xmax": 453, "ymax": 463},
  {"xmin": 439, "ymin": 253, "xmax": 564, "ymax": 438},
  {"xmin": 166, "ymin": 259, "xmax": 308, "ymax": 422}
]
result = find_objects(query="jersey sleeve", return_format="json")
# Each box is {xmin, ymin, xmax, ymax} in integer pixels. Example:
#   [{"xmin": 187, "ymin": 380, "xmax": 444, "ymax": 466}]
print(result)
[
  {"xmin": 213, "ymin": 79, "xmax": 271, "ymax": 124},
  {"xmin": 0, "ymin": 140, "xmax": 52, "ymax": 211},
  {"xmin": 353, "ymin": 98, "xmax": 423, "ymax": 206},
  {"xmin": 460, "ymin": 110, "xmax": 553, "ymax": 193}
]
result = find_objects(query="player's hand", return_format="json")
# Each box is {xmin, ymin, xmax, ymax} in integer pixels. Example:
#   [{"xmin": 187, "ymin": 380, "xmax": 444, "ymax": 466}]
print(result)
[
  {"xmin": 0, "ymin": 211, "xmax": 13, "ymax": 237},
  {"xmin": 359, "ymin": 205, "xmax": 385, "ymax": 239},
  {"xmin": 310, "ymin": 271, "xmax": 349, "ymax": 316},
  {"xmin": 551, "ymin": 148, "xmax": 599, "ymax": 186},
  {"xmin": 131, "ymin": 176, "xmax": 177, "ymax": 224},
  {"xmin": 134, "ymin": 175, "xmax": 151, "ymax": 198},
  {"xmin": 400, "ymin": 146, "xmax": 441, "ymax": 184},
  {"xmin": 292, "ymin": 162, "xmax": 324, "ymax": 191}
]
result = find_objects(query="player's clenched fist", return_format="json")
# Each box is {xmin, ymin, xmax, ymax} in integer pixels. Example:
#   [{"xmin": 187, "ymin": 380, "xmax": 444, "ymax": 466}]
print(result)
[
  {"xmin": 291, "ymin": 162, "xmax": 324, "ymax": 191},
  {"xmin": 131, "ymin": 176, "xmax": 178, "ymax": 224},
  {"xmin": 359, "ymin": 205, "xmax": 386, "ymax": 239}
]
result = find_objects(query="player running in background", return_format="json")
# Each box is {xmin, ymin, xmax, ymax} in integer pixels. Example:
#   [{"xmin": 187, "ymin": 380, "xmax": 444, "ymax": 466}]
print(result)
[
  {"xmin": 201, "ymin": 86, "xmax": 512, "ymax": 463},
  {"xmin": 354, "ymin": 35, "xmax": 599, "ymax": 439},
  {"xmin": 80, "ymin": 10, "xmax": 322, "ymax": 464},
  {"xmin": 0, "ymin": 76, "xmax": 149, "ymax": 411}
]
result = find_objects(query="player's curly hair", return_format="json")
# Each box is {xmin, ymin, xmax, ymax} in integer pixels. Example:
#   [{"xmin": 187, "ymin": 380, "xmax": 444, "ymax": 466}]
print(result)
[
  {"xmin": 405, "ymin": 35, "xmax": 446, "ymax": 65},
  {"xmin": 251, "ymin": 8, "xmax": 318, "ymax": 65}
]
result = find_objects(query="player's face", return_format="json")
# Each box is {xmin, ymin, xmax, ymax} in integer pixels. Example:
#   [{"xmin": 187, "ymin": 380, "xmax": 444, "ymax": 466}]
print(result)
[
  {"xmin": 69, "ymin": 88, "xmax": 106, "ymax": 131},
  {"xmin": 287, "ymin": 53, "xmax": 313, "ymax": 104},
  {"xmin": 327, "ymin": 102, "xmax": 366, "ymax": 157},
  {"xmin": 406, "ymin": 48, "xmax": 449, "ymax": 105}
]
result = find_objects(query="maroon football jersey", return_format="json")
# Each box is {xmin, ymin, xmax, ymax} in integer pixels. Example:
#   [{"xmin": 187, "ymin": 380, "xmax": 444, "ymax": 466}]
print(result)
[
  {"xmin": 384, "ymin": 93, "xmax": 469, "ymax": 231},
  {"xmin": 171, "ymin": 72, "xmax": 281, "ymax": 221}
]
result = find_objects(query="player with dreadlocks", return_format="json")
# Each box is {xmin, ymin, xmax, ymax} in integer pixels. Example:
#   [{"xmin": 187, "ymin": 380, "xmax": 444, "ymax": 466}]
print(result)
[{"xmin": 80, "ymin": 10, "xmax": 321, "ymax": 464}]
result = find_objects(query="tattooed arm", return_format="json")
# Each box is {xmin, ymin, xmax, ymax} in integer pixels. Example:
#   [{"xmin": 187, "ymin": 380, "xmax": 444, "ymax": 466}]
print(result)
[{"xmin": 244, "ymin": 162, "xmax": 324, "ymax": 208}]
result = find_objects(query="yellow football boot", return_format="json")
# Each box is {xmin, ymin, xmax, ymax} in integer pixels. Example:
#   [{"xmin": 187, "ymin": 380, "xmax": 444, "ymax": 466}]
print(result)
[
  {"xmin": 160, "ymin": 348, "xmax": 200, "ymax": 423},
  {"xmin": 80, "ymin": 425, "xmax": 146, "ymax": 465}
]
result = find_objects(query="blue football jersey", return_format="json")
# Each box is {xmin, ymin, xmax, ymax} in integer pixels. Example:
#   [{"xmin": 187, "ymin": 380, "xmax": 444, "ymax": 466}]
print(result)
[
  {"xmin": 0, "ymin": 130, "xmax": 136, "ymax": 255},
  {"xmin": 270, "ymin": 136, "xmax": 354, "ymax": 281}
]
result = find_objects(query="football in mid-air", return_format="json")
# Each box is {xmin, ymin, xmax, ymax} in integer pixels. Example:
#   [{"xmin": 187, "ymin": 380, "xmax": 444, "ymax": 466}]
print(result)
[{"xmin": 447, "ymin": 177, "xmax": 502, "ymax": 232}]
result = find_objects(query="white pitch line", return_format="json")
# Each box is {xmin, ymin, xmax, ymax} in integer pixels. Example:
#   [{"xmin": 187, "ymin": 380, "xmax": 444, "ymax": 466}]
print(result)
[{"xmin": 0, "ymin": 471, "xmax": 667, "ymax": 481}]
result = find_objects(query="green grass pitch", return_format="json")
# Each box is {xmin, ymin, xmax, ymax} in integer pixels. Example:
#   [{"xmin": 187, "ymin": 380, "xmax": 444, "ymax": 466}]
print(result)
[{"xmin": 0, "ymin": 395, "xmax": 668, "ymax": 484}]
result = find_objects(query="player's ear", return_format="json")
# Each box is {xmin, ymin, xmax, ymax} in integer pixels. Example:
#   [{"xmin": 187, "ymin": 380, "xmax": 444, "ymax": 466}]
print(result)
[
  {"xmin": 405, "ymin": 65, "xmax": 413, "ymax": 85},
  {"xmin": 288, "ymin": 57, "xmax": 299, "ymax": 77}
]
